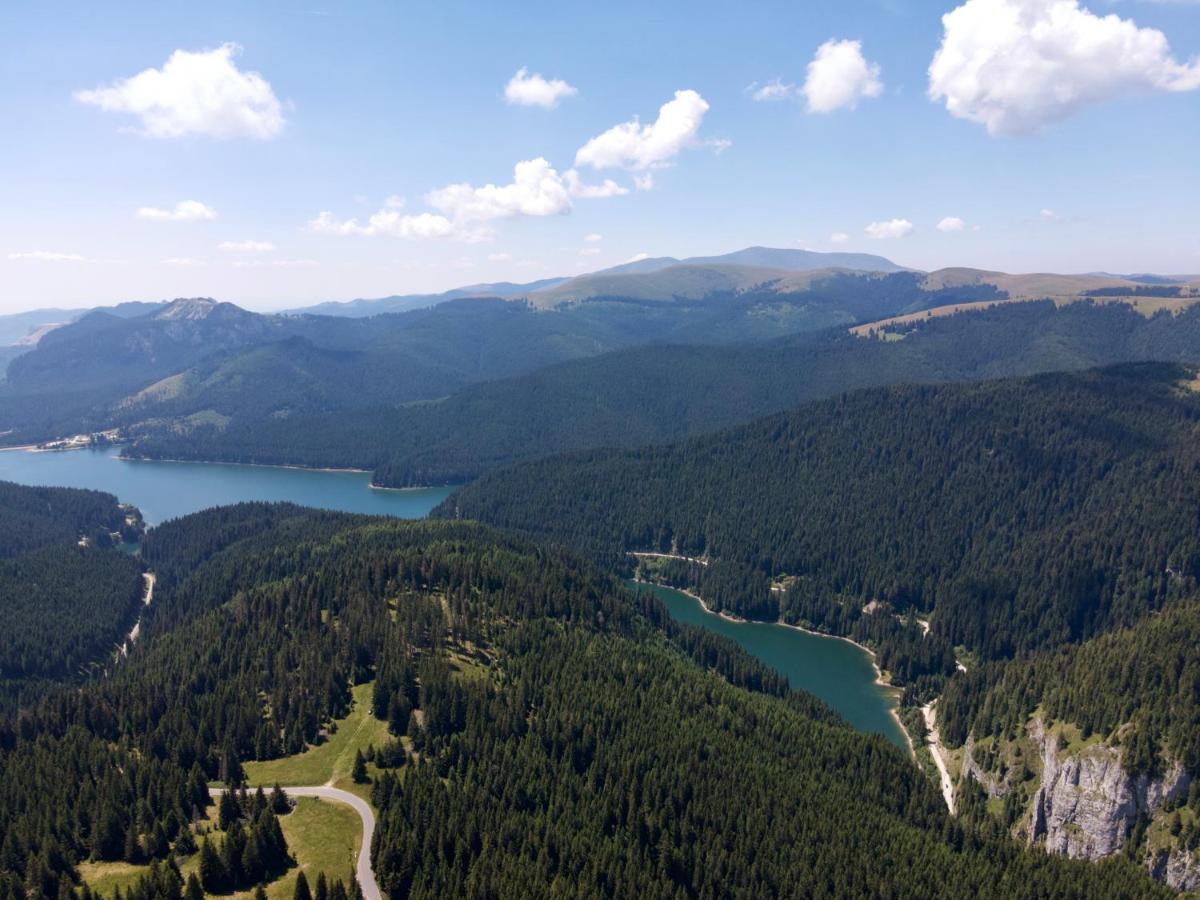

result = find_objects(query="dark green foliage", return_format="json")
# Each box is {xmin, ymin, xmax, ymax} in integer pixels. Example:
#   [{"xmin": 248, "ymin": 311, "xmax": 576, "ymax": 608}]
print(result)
[
  {"xmin": 440, "ymin": 363, "xmax": 1200, "ymax": 763},
  {"xmin": 1, "ymin": 273, "xmax": 959, "ymax": 448},
  {"xmin": 0, "ymin": 504, "xmax": 1164, "ymax": 896},
  {"xmin": 127, "ymin": 299, "xmax": 1200, "ymax": 486},
  {"xmin": 351, "ymin": 750, "xmax": 367, "ymax": 784},
  {"xmin": 940, "ymin": 600, "xmax": 1200, "ymax": 770},
  {"xmin": 293, "ymin": 871, "xmax": 311, "ymax": 900},
  {"xmin": 0, "ymin": 482, "xmax": 144, "ymax": 710}
]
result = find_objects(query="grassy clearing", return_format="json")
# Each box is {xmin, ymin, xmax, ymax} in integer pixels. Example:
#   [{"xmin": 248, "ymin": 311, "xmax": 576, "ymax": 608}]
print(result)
[
  {"xmin": 78, "ymin": 797, "xmax": 358, "ymax": 899},
  {"xmin": 256, "ymin": 797, "xmax": 360, "ymax": 900},
  {"xmin": 243, "ymin": 682, "xmax": 391, "ymax": 790}
]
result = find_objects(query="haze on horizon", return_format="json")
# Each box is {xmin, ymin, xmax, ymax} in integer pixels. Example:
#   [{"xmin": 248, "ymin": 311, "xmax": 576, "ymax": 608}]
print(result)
[{"xmin": 1, "ymin": 0, "xmax": 1198, "ymax": 314}]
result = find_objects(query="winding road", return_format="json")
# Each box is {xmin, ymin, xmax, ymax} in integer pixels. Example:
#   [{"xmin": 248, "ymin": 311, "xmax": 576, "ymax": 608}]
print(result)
[
  {"xmin": 921, "ymin": 701, "xmax": 956, "ymax": 814},
  {"xmin": 210, "ymin": 786, "xmax": 379, "ymax": 900}
]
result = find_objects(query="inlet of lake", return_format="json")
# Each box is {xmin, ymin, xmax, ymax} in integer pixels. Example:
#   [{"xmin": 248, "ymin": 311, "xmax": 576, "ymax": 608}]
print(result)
[
  {"xmin": 638, "ymin": 583, "xmax": 908, "ymax": 750},
  {"xmin": 0, "ymin": 446, "xmax": 452, "ymax": 525},
  {"xmin": 0, "ymin": 445, "xmax": 905, "ymax": 749}
]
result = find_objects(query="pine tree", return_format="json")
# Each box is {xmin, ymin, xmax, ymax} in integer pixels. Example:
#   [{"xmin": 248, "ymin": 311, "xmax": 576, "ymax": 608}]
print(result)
[
  {"xmin": 352, "ymin": 750, "xmax": 368, "ymax": 784},
  {"xmin": 294, "ymin": 871, "xmax": 313, "ymax": 900},
  {"xmin": 271, "ymin": 784, "xmax": 291, "ymax": 815},
  {"xmin": 184, "ymin": 873, "xmax": 204, "ymax": 900},
  {"xmin": 315, "ymin": 871, "xmax": 328, "ymax": 900},
  {"xmin": 198, "ymin": 838, "xmax": 226, "ymax": 893}
]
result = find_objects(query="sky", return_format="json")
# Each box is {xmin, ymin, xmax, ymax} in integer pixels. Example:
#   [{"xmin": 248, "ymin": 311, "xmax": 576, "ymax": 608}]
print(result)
[{"xmin": 1, "ymin": 0, "xmax": 1198, "ymax": 313}]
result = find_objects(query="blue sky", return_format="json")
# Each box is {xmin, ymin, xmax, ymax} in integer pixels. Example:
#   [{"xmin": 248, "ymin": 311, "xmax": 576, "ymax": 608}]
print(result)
[{"xmin": 1, "ymin": 0, "xmax": 1197, "ymax": 312}]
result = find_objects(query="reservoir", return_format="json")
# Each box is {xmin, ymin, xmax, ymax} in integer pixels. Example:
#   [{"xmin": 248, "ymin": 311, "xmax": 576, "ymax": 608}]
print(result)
[
  {"xmin": 640, "ymin": 583, "xmax": 908, "ymax": 750},
  {"xmin": 0, "ymin": 446, "xmax": 452, "ymax": 525}
]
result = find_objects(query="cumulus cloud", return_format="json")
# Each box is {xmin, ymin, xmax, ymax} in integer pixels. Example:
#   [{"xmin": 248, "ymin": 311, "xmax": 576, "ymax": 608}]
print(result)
[
  {"xmin": 428, "ymin": 158, "xmax": 573, "ymax": 222},
  {"xmin": 137, "ymin": 200, "xmax": 217, "ymax": 221},
  {"xmin": 626, "ymin": 252, "xmax": 651, "ymax": 263},
  {"xmin": 937, "ymin": 216, "xmax": 967, "ymax": 232},
  {"xmin": 749, "ymin": 79, "xmax": 798, "ymax": 102},
  {"xmin": 309, "ymin": 210, "xmax": 463, "ymax": 240},
  {"xmin": 7, "ymin": 250, "xmax": 86, "ymax": 262},
  {"xmin": 1040, "ymin": 208, "xmax": 1058, "ymax": 219},
  {"xmin": 232, "ymin": 258, "xmax": 317, "ymax": 269},
  {"xmin": 218, "ymin": 240, "xmax": 275, "ymax": 252},
  {"xmin": 803, "ymin": 40, "xmax": 884, "ymax": 113},
  {"xmin": 929, "ymin": 0, "xmax": 1200, "ymax": 135},
  {"xmin": 504, "ymin": 67, "xmax": 578, "ymax": 108},
  {"xmin": 575, "ymin": 90, "xmax": 710, "ymax": 170},
  {"xmin": 313, "ymin": 158, "xmax": 631, "ymax": 244},
  {"xmin": 865, "ymin": 218, "xmax": 914, "ymax": 239},
  {"xmin": 563, "ymin": 169, "xmax": 629, "ymax": 199},
  {"xmin": 830, "ymin": 232, "xmax": 850, "ymax": 243},
  {"xmin": 75, "ymin": 43, "xmax": 284, "ymax": 139}
]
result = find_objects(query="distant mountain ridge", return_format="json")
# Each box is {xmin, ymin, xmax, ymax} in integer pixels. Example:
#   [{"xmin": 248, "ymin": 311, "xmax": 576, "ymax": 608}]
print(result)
[{"xmin": 281, "ymin": 246, "xmax": 908, "ymax": 318}]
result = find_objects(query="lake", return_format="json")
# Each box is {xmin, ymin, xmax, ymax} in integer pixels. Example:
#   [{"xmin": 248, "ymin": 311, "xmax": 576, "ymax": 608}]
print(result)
[
  {"xmin": 0, "ymin": 446, "xmax": 452, "ymax": 525},
  {"xmin": 640, "ymin": 582, "xmax": 909, "ymax": 750}
]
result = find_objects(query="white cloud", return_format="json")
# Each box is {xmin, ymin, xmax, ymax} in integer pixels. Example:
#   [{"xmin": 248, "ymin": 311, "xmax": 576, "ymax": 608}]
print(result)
[
  {"xmin": 233, "ymin": 258, "xmax": 317, "ymax": 269},
  {"xmin": 309, "ymin": 209, "xmax": 463, "ymax": 240},
  {"xmin": 563, "ymin": 169, "xmax": 629, "ymax": 199},
  {"xmin": 626, "ymin": 252, "xmax": 650, "ymax": 263},
  {"xmin": 1040, "ymin": 208, "xmax": 1057, "ymax": 219},
  {"xmin": 929, "ymin": 0, "xmax": 1200, "ymax": 135},
  {"xmin": 579, "ymin": 247, "xmax": 601, "ymax": 256},
  {"xmin": 584, "ymin": 233, "xmax": 603, "ymax": 243},
  {"xmin": 383, "ymin": 195, "xmax": 406, "ymax": 209},
  {"xmin": 750, "ymin": 79, "xmax": 798, "ymax": 102},
  {"xmin": 575, "ymin": 89, "xmax": 710, "ymax": 170},
  {"xmin": 219, "ymin": 240, "xmax": 275, "ymax": 253},
  {"xmin": 161, "ymin": 257, "xmax": 204, "ymax": 266},
  {"xmin": 634, "ymin": 173, "xmax": 655, "ymax": 191},
  {"xmin": 137, "ymin": 200, "xmax": 217, "ymax": 221},
  {"xmin": 803, "ymin": 39, "xmax": 884, "ymax": 113},
  {"xmin": 75, "ymin": 43, "xmax": 284, "ymax": 140},
  {"xmin": 865, "ymin": 218, "xmax": 914, "ymax": 239},
  {"xmin": 428, "ymin": 158, "xmax": 572, "ymax": 222},
  {"xmin": 504, "ymin": 67, "xmax": 578, "ymax": 108},
  {"xmin": 937, "ymin": 216, "xmax": 967, "ymax": 232},
  {"xmin": 830, "ymin": 232, "xmax": 850, "ymax": 243},
  {"xmin": 487, "ymin": 252, "xmax": 512, "ymax": 262},
  {"xmin": 7, "ymin": 250, "xmax": 86, "ymax": 262}
]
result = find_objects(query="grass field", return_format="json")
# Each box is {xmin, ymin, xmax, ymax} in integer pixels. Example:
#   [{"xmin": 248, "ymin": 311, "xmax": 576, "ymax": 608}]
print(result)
[
  {"xmin": 243, "ymin": 682, "xmax": 391, "ymax": 794},
  {"xmin": 78, "ymin": 797, "xmax": 359, "ymax": 899}
]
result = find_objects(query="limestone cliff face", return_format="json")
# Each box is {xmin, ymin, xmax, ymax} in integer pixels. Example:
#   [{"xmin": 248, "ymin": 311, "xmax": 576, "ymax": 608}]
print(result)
[
  {"xmin": 1024, "ymin": 717, "xmax": 1194, "ymax": 888},
  {"xmin": 1150, "ymin": 847, "xmax": 1200, "ymax": 893}
]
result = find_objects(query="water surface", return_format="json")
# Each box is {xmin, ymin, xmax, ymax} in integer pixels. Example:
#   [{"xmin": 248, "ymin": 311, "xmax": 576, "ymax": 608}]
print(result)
[
  {"xmin": 641, "ymin": 582, "xmax": 907, "ymax": 749},
  {"xmin": 0, "ymin": 446, "xmax": 451, "ymax": 525}
]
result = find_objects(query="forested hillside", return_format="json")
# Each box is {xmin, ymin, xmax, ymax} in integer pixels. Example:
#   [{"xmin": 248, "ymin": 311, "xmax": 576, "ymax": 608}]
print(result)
[
  {"xmin": 438, "ymin": 364, "xmax": 1200, "ymax": 762},
  {"xmin": 125, "ymin": 299, "xmax": 1200, "ymax": 484},
  {"xmin": 0, "ymin": 505, "xmax": 1164, "ymax": 898},
  {"xmin": 0, "ymin": 481, "xmax": 144, "ymax": 710},
  {"xmin": 0, "ymin": 270, "xmax": 1000, "ymax": 448}
]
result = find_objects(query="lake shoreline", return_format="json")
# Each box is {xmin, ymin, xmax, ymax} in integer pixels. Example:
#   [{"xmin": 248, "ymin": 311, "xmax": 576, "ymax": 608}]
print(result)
[{"xmin": 634, "ymin": 578, "xmax": 914, "ymax": 757}]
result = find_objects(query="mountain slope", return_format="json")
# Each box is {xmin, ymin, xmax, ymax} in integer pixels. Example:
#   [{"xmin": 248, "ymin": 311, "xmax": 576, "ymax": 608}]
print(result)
[
  {"xmin": 0, "ymin": 504, "xmax": 1166, "ymax": 897},
  {"xmin": 125, "ymin": 299, "xmax": 1200, "ymax": 484}
]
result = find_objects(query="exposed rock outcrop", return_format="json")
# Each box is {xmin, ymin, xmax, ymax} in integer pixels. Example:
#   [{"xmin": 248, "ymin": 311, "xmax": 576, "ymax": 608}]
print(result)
[
  {"xmin": 1028, "ymin": 717, "xmax": 1190, "ymax": 859},
  {"xmin": 1150, "ymin": 847, "xmax": 1200, "ymax": 893}
]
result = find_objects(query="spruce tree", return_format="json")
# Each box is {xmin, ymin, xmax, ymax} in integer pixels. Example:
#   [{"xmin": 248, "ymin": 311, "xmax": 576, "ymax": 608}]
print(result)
[
  {"xmin": 352, "ymin": 750, "xmax": 368, "ymax": 784},
  {"xmin": 294, "ymin": 871, "xmax": 313, "ymax": 900}
]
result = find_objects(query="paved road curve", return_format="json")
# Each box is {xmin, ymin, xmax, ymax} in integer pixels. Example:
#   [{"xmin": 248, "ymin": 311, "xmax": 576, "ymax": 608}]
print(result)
[{"xmin": 210, "ymin": 786, "xmax": 380, "ymax": 900}]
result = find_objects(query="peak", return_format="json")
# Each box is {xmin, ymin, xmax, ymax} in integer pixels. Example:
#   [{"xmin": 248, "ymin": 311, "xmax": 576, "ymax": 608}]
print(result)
[{"xmin": 155, "ymin": 298, "xmax": 241, "ymax": 321}]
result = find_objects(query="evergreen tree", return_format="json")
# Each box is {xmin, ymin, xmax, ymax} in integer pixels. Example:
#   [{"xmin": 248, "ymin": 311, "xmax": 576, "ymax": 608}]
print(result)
[
  {"xmin": 351, "ymin": 750, "xmax": 368, "ymax": 784},
  {"xmin": 294, "ymin": 872, "xmax": 312, "ymax": 900}
]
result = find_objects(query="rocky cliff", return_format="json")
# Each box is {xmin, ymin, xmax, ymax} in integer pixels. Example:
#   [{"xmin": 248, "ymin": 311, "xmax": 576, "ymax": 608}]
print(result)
[{"xmin": 1023, "ymin": 717, "xmax": 1195, "ymax": 889}]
